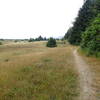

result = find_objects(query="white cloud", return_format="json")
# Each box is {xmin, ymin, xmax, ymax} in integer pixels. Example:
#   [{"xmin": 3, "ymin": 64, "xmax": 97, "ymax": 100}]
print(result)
[{"xmin": 0, "ymin": 0, "xmax": 84, "ymax": 39}]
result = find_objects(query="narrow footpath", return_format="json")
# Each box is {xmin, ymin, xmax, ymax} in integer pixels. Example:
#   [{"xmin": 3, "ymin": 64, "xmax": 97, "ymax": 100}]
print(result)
[{"xmin": 73, "ymin": 49, "xmax": 95, "ymax": 100}]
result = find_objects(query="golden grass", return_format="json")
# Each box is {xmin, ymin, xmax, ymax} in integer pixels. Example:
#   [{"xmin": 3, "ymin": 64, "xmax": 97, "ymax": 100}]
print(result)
[{"xmin": 0, "ymin": 41, "xmax": 79, "ymax": 100}]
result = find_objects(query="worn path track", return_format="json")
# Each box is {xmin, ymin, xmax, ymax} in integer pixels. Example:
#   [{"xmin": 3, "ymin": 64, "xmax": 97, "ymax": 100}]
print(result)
[{"xmin": 73, "ymin": 50, "xmax": 95, "ymax": 100}]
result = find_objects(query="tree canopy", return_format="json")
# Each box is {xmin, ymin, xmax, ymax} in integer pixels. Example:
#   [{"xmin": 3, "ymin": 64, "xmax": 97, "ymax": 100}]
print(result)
[
  {"xmin": 65, "ymin": 0, "xmax": 99, "ymax": 45},
  {"xmin": 46, "ymin": 38, "xmax": 57, "ymax": 47},
  {"xmin": 81, "ymin": 14, "xmax": 100, "ymax": 56},
  {"xmin": 64, "ymin": 0, "xmax": 100, "ymax": 56},
  {"xmin": 28, "ymin": 36, "xmax": 47, "ymax": 42}
]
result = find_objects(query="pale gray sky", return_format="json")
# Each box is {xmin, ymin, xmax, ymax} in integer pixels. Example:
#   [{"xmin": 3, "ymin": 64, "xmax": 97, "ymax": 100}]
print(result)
[{"xmin": 0, "ymin": 0, "xmax": 84, "ymax": 39}]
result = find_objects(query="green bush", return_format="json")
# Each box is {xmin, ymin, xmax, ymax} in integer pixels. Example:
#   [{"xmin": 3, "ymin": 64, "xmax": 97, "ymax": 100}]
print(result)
[
  {"xmin": 28, "ymin": 38, "xmax": 34, "ymax": 42},
  {"xmin": 14, "ymin": 40, "xmax": 18, "ymax": 43},
  {"xmin": 0, "ymin": 42, "xmax": 2, "ymax": 45},
  {"xmin": 81, "ymin": 14, "xmax": 100, "ymax": 56},
  {"xmin": 46, "ymin": 38, "xmax": 57, "ymax": 47}
]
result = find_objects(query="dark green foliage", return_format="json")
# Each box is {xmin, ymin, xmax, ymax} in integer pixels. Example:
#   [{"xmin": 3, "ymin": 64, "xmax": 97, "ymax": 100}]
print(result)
[
  {"xmin": 46, "ymin": 38, "xmax": 57, "ymax": 47},
  {"xmin": 64, "ymin": 0, "xmax": 100, "ymax": 56},
  {"xmin": 0, "ymin": 42, "xmax": 2, "ymax": 45},
  {"xmin": 66, "ymin": 0, "xmax": 98, "ymax": 45},
  {"xmin": 81, "ymin": 14, "xmax": 100, "ymax": 56},
  {"xmin": 29, "ymin": 36, "xmax": 47, "ymax": 42},
  {"xmin": 0, "ymin": 39, "xmax": 4, "ymax": 41},
  {"xmin": 28, "ymin": 38, "xmax": 35, "ymax": 42},
  {"xmin": 14, "ymin": 40, "xmax": 18, "ymax": 43},
  {"xmin": 64, "ymin": 28, "xmax": 73, "ymax": 40},
  {"xmin": 35, "ymin": 36, "xmax": 44, "ymax": 41},
  {"xmin": 43, "ymin": 37, "xmax": 47, "ymax": 41},
  {"xmin": 94, "ymin": 0, "xmax": 100, "ymax": 13}
]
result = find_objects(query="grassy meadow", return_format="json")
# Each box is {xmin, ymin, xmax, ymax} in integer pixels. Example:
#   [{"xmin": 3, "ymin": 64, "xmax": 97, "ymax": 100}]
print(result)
[{"xmin": 0, "ymin": 41, "xmax": 79, "ymax": 100}]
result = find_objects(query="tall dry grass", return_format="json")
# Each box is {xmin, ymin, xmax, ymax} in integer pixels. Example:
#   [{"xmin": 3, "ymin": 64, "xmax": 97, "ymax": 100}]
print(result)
[{"xmin": 0, "ymin": 41, "xmax": 79, "ymax": 100}]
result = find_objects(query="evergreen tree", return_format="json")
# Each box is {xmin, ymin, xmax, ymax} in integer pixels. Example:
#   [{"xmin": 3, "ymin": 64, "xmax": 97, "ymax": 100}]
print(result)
[
  {"xmin": 94, "ymin": 0, "xmax": 100, "ymax": 13},
  {"xmin": 44, "ymin": 37, "xmax": 47, "ymax": 41},
  {"xmin": 67, "ymin": 0, "xmax": 97, "ymax": 45},
  {"xmin": 46, "ymin": 38, "xmax": 57, "ymax": 47},
  {"xmin": 35, "ymin": 35, "xmax": 44, "ymax": 41},
  {"xmin": 64, "ymin": 0, "xmax": 100, "ymax": 56},
  {"xmin": 38, "ymin": 36, "xmax": 44, "ymax": 41},
  {"xmin": 28, "ymin": 38, "xmax": 35, "ymax": 42},
  {"xmin": 64, "ymin": 28, "xmax": 73, "ymax": 40},
  {"xmin": 29, "ymin": 36, "xmax": 47, "ymax": 42},
  {"xmin": 81, "ymin": 14, "xmax": 100, "ymax": 56}
]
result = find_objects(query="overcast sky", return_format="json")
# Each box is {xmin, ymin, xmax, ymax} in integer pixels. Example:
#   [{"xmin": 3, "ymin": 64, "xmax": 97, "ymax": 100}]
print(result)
[{"xmin": 0, "ymin": 0, "xmax": 84, "ymax": 39}]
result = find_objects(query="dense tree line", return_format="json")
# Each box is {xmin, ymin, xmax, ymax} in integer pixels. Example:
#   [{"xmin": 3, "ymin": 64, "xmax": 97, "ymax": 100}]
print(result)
[
  {"xmin": 65, "ymin": 0, "xmax": 99, "ymax": 44},
  {"xmin": 81, "ymin": 14, "xmax": 100, "ymax": 56},
  {"xmin": 64, "ymin": 0, "xmax": 100, "ymax": 56},
  {"xmin": 28, "ymin": 36, "xmax": 47, "ymax": 42}
]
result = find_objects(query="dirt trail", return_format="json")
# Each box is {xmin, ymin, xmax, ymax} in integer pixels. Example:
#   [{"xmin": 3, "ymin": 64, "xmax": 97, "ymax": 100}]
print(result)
[{"xmin": 73, "ymin": 49, "xmax": 95, "ymax": 100}]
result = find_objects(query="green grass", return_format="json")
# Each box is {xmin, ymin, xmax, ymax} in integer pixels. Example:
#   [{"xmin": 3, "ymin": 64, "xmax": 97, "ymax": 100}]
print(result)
[
  {"xmin": 0, "ymin": 41, "xmax": 79, "ymax": 100},
  {"xmin": 78, "ymin": 47, "xmax": 100, "ymax": 58}
]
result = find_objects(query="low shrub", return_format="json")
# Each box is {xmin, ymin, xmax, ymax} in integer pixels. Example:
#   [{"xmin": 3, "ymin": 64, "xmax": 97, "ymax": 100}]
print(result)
[
  {"xmin": 46, "ymin": 38, "xmax": 57, "ymax": 47},
  {"xmin": 0, "ymin": 42, "xmax": 2, "ymax": 45}
]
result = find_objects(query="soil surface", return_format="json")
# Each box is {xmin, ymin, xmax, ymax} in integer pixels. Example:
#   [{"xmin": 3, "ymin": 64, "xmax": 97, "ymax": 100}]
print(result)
[{"xmin": 73, "ymin": 49, "xmax": 95, "ymax": 100}]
